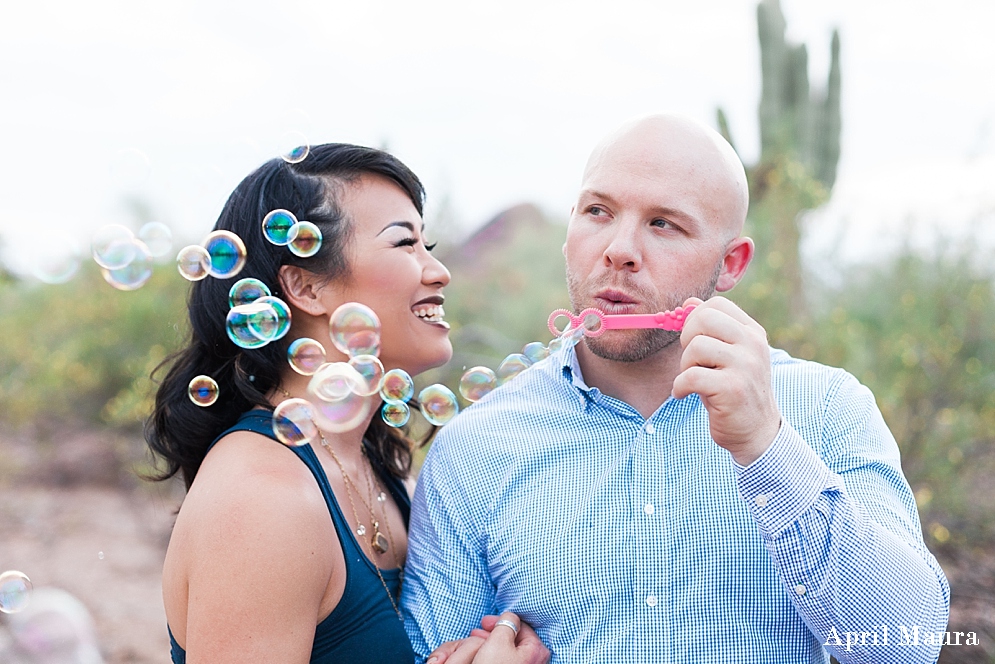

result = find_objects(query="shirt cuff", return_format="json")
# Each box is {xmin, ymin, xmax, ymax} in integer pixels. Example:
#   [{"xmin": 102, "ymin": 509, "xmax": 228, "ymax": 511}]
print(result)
[{"xmin": 733, "ymin": 420, "xmax": 837, "ymax": 537}]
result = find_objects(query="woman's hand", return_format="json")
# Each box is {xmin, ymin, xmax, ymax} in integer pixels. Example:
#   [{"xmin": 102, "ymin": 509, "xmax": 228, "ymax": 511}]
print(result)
[{"xmin": 426, "ymin": 612, "xmax": 550, "ymax": 664}]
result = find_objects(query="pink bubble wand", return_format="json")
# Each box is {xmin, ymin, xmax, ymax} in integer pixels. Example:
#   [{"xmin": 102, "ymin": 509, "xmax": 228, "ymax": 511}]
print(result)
[{"xmin": 547, "ymin": 305, "xmax": 697, "ymax": 338}]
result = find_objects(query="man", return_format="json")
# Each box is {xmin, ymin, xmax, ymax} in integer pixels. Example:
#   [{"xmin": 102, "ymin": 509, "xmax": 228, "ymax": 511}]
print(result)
[{"xmin": 403, "ymin": 115, "xmax": 949, "ymax": 663}]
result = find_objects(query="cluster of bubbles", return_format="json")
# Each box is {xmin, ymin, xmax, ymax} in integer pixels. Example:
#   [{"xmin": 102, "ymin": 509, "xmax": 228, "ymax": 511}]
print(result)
[
  {"xmin": 262, "ymin": 208, "xmax": 323, "ymax": 258},
  {"xmin": 87, "ymin": 222, "xmax": 173, "ymax": 290},
  {"xmin": 271, "ymin": 302, "xmax": 463, "ymax": 447},
  {"xmin": 455, "ymin": 326, "xmax": 586, "ymax": 404},
  {"xmin": 0, "ymin": 570, "xmax": 32, "ymax": 614},
  {"xmin": 176, "ymin": 230, "xmax": 249, "ymax": 282},
  {"xmin": 225, "ymin": 280, "xmax": 292, "ymax": 351}
]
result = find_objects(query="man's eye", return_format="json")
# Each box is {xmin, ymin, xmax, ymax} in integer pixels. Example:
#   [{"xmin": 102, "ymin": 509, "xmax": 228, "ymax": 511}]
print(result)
[
  {"xmin": 652, "ymin": 218, "xmax": 675, "ymax": 230},
  {"xmin": 588, "ymin": 206, "xmax": 605, "ymax": 216}
]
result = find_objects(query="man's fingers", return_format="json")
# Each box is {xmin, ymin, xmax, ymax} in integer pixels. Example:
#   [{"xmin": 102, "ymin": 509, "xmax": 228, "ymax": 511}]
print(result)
[
  {"xmin": 672, "ymin": 365, "xmax": 723, "ymax": 401},
  {"xmin": 698, "ymin": 295, "xmax": 756, "ymax": 327},
  {"xmin": 679, "ymin": 334, "xmax": 734, "ymax": 373},
  {"xmin": 488, "ymin": 610, "xmax": 522, "ymax": 647},
  {"xmin": 479, "ymin": 614, "xmax": 500, "ymax": 631},
  {"xmin": 469, "ymin": 628, "xmax": 491, "ymax": 639},
  {"xmin": 681, "ymin": 306, "xmax": 748, "ymax": 348}
]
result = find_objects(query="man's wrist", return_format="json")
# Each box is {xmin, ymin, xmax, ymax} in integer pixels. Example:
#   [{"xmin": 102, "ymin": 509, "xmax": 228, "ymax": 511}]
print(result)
[{"xmin": 729, "ymin": 418, "xmax": 782, "ymax": 466}]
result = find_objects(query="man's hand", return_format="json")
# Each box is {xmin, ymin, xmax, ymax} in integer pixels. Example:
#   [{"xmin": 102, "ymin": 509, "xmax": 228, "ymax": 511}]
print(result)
[
  {"xmin": 671, "ymin": 296, "xmax": 782, "ymax": 465},
  {"xmin": 426, "ymin": 612, "xmax": 550, "ymax": 664}
]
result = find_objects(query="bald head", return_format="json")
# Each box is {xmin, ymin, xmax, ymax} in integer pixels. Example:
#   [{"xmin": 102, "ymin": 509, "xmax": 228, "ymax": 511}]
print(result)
[{"xmin": 583, "ymin": 114, "xmax": 749, "ymax": 238}]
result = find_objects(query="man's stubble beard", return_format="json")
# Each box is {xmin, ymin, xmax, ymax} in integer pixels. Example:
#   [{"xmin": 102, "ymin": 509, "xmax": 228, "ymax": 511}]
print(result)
[{"xmin": 565, "ymin": 259, "xmax": 723, "ymax": 363}]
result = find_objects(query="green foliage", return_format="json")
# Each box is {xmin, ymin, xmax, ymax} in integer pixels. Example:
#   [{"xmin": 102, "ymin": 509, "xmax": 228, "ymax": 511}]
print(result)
[{"xmin": 0, "ymin": 263, "xmax": 189, "ymax": 433}]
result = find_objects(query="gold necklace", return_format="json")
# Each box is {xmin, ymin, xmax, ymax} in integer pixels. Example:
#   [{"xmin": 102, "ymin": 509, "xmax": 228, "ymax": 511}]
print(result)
[{"xmin": 276, "ymin": 386, "xmax": 403, "ymax": 621}]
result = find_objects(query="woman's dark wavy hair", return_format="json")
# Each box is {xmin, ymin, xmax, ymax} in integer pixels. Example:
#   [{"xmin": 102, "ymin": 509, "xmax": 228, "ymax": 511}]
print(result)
[{"xmin": 145, "ymin": 143, "xmax": 429, "ymax": 490}]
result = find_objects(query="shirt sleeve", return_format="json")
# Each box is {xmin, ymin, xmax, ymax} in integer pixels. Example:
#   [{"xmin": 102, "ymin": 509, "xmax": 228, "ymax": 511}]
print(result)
[
  {"xmin": 734, "ymin": 373, "xmax": 950, "ymax": 664},
  {"xmin": 402, "ymin": 436, "xmax": 497, "ymax": 662}
]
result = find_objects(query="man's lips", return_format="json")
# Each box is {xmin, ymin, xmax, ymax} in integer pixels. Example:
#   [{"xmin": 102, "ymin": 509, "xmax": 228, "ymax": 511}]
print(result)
[{"xmin": 593, "ymin": 289, "xmax": 640, "ymax": 315}]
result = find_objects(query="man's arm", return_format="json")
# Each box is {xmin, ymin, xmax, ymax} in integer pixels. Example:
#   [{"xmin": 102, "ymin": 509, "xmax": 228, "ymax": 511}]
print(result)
[
  {"xmin": 403, "ymin": 438, "xmax": 497, "ymax": 662},
  {"xmin": 734, "ymin": 374, "xmax": 949, "ymax": 663}
]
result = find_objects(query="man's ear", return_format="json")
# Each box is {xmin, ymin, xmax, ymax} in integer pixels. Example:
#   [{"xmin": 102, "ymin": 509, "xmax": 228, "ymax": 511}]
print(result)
[
  {"xmin": 278, "ymin": 265, "xmax": 327, "ymax": 315},
  {"xmin": 715, "ymin": 237, "xmax": 754, "ymax": 292}
]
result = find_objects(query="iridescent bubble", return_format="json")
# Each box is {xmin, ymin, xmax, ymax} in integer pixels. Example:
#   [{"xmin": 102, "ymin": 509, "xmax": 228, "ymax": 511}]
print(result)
[
  {"xmin": 497, "ymin": 353, "xmax": 533, "ymax": 385},
  {"xmin": 91, "ymin": 225, "xmax": 137, "ymax": 270},
  {"xmin": 256, "ymin": 296, "xmax": 291, "ymax": 340},
  {"xmin": 348, "ymin": 354, "xmax": 385, "ymax": 397},
  {"xmin": 176, "ymin": 245, "xmax": 211, "ymax": 281},
  {"xmin": 203, "ymin": 230, "xmax": 247, "ymax": 279},
  {"xmin": 560, "ymin": 324, "xmax": 587, "ymax": 350},
  {"xmin": 310, "ymin": 362, "xmax": 365, "ymax": 401},
  {"xmin": 522, "ymin": 342, "xmax": 550, "ymax": 364},
  {"xmin": 288, "ymin": 338, "xmax": 326, "ymax": 375},
  {"xmin": 272, "ymin": 398, "xmax": 319, "ymax": 446},
  {"xmin": 281, "ymin": 131, "xmax": 310, "ymax": 164},
  {"xmin": 381, "ymin": 402, "xmax": 410, "ymax": 428},
  {"xmin": 139, "ymin": 221, "xmax": 173, "ymax": 258},
  {"xmin": 262, "ymin": 209, "xmax": 297, "ymax": 246},
  {"xmin": 459, "ymin": 366, "xmax": 497, "ymax": 403},
  {"xmin": 228, "ymin": 278, "xmax": 271, "ymax": 308},
  {"xmin": 32, "ymin": 235, "xmax": 81, "ymax": 284},
  {"xmin": 188, "ymin": 375, "xmax": 219, "ymax": 406},
  {"xmin": 418, "ymin": 384, "xmax": 459, "ymax": 426},
  {"xmin": 329, "ymin": 302, "xmax": 381, "ymax": 357},
  {"xmin": 307, "ymin": 365, "xmax": 371, "ymax": 433},
  {"xmin": 101, "ymin": 240, "xmax": 153, "ymax": 291},
  {"xmin": 380, "ymin": 368, "xmax": 414, "ymax": 404},
  {"xmin": 288, "ymin": 221, "xmax": 322, "ymax": 258},
  {"xmin": 0, "ymin": 571, "xmax": 32, "ymax": 614},
  {"xmin": 226, "ymin": 302, "xmax": 278, "ymax": 349},
  {"xmin": 547, "ymin": 337, "xmax": 563, "ymax": 353}
]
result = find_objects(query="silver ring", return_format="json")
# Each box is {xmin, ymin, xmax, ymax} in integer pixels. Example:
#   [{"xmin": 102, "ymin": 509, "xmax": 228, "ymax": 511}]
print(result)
[{"xmin": 494, "ymin": 618, "xmax": 519, "ymax": 636}]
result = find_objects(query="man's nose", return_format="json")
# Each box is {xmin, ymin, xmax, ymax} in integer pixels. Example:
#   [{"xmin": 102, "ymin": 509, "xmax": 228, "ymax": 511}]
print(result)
[{"xmin": 602, "ymin": 220, "xmax": 642, "ymax": 272}]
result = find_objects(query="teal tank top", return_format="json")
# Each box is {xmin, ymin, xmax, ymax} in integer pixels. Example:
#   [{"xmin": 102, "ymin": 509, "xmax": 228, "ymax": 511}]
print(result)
[{"xmin": 168, "ymin": 410, "xmax": 415, "ymax": 663}]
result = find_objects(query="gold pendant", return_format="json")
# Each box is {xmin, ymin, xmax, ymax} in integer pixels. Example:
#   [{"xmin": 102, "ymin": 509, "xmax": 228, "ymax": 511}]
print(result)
[{"xmin": 372, "ymin": 530, "xmax": 389, "ymax": 554}]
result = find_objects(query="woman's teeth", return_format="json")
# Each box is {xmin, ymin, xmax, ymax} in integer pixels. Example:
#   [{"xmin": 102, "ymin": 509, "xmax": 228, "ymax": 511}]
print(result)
[{"xmin": 413, "ymin": 305, "xmax": 445, "ymax": 322}]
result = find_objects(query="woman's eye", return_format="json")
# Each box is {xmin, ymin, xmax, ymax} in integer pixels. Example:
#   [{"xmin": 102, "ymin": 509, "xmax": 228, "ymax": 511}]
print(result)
[{"xmin": 393, "ymin": 237, "xmax": 418, "ymax": 248}]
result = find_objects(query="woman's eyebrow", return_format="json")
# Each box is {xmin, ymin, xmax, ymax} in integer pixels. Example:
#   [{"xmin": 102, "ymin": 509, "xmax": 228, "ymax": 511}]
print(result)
[{"xmin": 377, "ymin": 221, "xmax": 415, "ymax": 235}]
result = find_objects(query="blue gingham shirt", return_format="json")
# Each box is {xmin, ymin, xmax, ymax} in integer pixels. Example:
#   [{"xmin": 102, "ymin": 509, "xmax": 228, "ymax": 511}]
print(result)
[{"xmin": 403, "ymin": 346, "xmax": 950, "ymax": 663}]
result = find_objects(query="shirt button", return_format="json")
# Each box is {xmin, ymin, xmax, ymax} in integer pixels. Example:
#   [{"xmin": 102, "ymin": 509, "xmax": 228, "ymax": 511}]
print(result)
[
  {"xmin": 644, "ymin": 422, "xmax": 655, "ymax": 434},
  {"xmin": 795, "ymin": 584, "xmax": 806, "ymax": 596},
  {"xmin": 645, "ymin": 594, "xmax": 658, "ymax": 607},
  {"xmin": 643, "ymin": 503, "xmax": 655, "ymax": 516},
  {"xmin": 754, "ymin": 493, "xmax": 769, "ymax": 507}
]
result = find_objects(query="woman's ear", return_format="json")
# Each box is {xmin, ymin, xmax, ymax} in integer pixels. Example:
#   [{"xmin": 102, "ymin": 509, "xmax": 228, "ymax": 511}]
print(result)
[{"xmin": 278, "ymin": 265, "xmax": 327, "ymax": 316}]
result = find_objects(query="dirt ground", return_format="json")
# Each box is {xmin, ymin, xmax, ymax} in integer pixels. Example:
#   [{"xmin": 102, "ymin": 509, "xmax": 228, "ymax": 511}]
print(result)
[{"xmin": 0, "ymin": 483, "xmax": 992, "ymax": 663}]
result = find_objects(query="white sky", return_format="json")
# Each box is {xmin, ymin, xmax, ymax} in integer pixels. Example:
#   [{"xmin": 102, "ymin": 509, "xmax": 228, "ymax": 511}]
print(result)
[{"xmin": 1, "ymin": 0, "xmax": 994, "ymax": 275}]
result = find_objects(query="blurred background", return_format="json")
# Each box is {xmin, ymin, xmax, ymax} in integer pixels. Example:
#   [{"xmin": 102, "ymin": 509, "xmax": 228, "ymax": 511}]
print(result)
[{"xmin": 1, "ymin": 0, "xmax": 993, "ymax": 661}]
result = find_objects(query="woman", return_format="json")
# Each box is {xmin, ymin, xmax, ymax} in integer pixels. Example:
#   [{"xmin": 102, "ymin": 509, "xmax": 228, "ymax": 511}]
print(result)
[{"xmin": 146, "ymin": 144, "xmax": 547, "ymax": 663}]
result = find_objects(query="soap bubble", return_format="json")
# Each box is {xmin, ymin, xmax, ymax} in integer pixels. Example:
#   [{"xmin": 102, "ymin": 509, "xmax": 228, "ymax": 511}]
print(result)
[
  {"xmin": 139, "ymin": 221, "xmax": 173, "ymax": 258},
  {"xmin": 459, "ymin": 367, "xmax": 497, "ymax": 403},
  {"xmin": 262, "ymin": 209, "xmax": 297, "ymax": 246},
  {"xmin": 188, "ymin": 375, "xmax": 219, "ymax": 406},
  {"xmin": 226, "ymin": 302, "xmax": 278, "ymax": 349},
  {"xmin": 418, "ymin": 384, "xmax": 459, "ymax": 426},
  {"xmin": 329, "ymin": 302, "xmax": 381, "ymax": 357},
  {"xmin": 559, "ymin": 324, "xmax": 586, "ymax": 350},
  {"xmin": 256, "ymin": 296, "xmax": 291, "ymax": 340},
  {"xmin": 310, "ymin": 362, "xmax": 365, "ymax": 401},
  {"xmin": 177, "ymin": 245, "xmax": 212, "ymax": 281},
  {"xmin": 348, "ymin": 354, "xmax": 385, "ymax": 397},
  {"xmin": 497, "ymin": 353, "xmax": 533, "ymax": 385},
  {"xmin": 273, "ymin": 398, "xmax": 319, "ymax": 446},
  {"xmin": 288, "ymin": 338, "xmax": 326, "ymax": 375},
  {"xmin": 281, "ymin": 131, "xmax": 310, "ymax": 164},
  {"xmin": 0, "ymin": 570, "xmax": 32, "ymax": 614},
  {"xmin": 380, "ymin": 369, "xmax": 414, "ymax": 404},
  {"xmin": 32, "ymin": 235, "xmax": 81, "ymax": 284},
  {"xmin": 547, "ymin": 337, "xmax": 563, "ymax": 353},
  {"xmin": 228, "ymin": 278, "xmax": 271, "ymax": 308},
  {"xmin": 91, "ymin": 225, "xmax": 137, "ymax": 270},
  {"xmin": 203, "ymin": 230, "xmax": 247, "ymax": 279},
  {"xmin": 109, "ymin": 148, "xmax": 151, "ymax": 187},
  {"xmin": 522, "ymin": 342, "xmax": 549, "ymax": 364},
  {"xmin": 307, "ymin": 364, "xmax": 372, "ymax": 433},
  {"xmin": 381, "ymin": 402, "xmax": 410, "ymax": 428},
  {"xmin": 101, "ymin": 240, "xmax": 153, "ymax": 291},
  {"xmin": 288, "ymin": 221, "xmax": 322, "ymax": 258}
]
